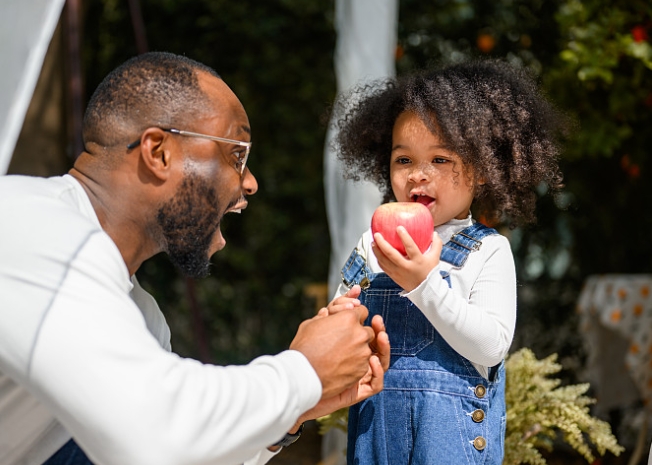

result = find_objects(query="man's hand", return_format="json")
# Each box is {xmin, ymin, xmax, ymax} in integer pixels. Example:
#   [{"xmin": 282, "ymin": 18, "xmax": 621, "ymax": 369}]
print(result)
[
  {"xmin": 372, "ymin": 229, "xmax": 443, "ymax": 292},
  {"xmin": 276, "ymin": 284, "xmax": 390, "ymax": 452},
  {"xmin": 290, "ymin": 284, "xmax": 390, "ymax": 414},
  {"xmin": 294, "ymin": 311, "xmax": 389, "ymax": 424},
  {"xmin": 290, "ymin": 304, "xmax": 374, "ymax": 399},
  {"xmin": 326, "ymin": 284, "xmax": 389, "ymax": 374}
]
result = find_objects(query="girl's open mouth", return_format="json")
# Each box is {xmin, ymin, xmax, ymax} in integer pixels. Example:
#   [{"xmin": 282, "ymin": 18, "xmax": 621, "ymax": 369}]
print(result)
[{"xmin": 411, "ymin": 193, "xmax": 434, "ymax": 207}]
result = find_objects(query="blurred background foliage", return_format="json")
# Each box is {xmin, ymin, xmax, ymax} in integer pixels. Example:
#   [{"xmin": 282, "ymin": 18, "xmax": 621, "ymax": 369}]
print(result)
[
  {"xmin": 0, "ymin": 0, "xmax": 640, "ymax": 461},
  {"xmin": 0, "ymin": 0, "xmax": 645, "ymax": 462},
  {"xmin": 75, "ymin": 0, "xmax": 651, "ymax": 393}
]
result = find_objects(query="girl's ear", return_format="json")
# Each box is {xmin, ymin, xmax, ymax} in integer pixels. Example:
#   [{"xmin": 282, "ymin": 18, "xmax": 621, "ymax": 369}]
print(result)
[{"xmin": 474, "ymin": 176, "xmax": 486, "ymax": 198}]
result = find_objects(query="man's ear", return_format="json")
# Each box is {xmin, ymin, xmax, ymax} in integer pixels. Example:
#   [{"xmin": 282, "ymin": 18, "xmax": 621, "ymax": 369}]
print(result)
[{"xmin": 138, "ymin": 128, "xmax": 173, "ymax": 181}]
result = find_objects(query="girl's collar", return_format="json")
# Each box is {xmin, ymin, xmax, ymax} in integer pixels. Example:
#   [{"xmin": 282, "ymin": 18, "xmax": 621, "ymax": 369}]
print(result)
[{"xmin": 435, "ymin": 213, "xmax": 474, "ymax": 245}]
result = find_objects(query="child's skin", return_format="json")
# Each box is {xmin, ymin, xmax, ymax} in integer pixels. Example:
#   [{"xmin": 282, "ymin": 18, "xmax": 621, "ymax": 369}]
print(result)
[
  {"xmin": 375, "ymin": 111, "xmax": 479, "ymax": 292},
  {"xmin": 330, "ymin": 109, "xmax": 482, "ymax": 301},
  {"xmin": 324, "ymin": 109, "xmax": 487, "ymax": 433},
  {"xmin": 328, "ymin": 110, "xmax": 478, "ymax": 356}
]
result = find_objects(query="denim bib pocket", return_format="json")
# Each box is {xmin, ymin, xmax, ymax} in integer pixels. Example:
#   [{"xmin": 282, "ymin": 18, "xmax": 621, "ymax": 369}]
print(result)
[{"xmin": 361, "ymin": 279, "xmax": 435, "ymax": 357}]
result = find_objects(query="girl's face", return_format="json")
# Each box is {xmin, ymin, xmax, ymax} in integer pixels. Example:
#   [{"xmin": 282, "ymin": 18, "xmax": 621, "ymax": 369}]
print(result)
[{"xmin": 390, "ymin": 111, "xmax": 475, "ymax": 228}]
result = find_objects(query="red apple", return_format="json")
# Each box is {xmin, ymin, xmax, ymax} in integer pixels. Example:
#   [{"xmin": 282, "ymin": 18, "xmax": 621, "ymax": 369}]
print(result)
[{"xmin": 371, "ymin": 202, "xmax": 434, "ymax": 255}]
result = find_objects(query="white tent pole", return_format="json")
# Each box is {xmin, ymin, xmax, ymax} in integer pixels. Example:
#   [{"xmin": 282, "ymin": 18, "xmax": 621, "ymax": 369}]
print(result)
[
  {"xmin": 324, "ymin": 0, "xmax": 399, "ymax": 299},
  {"xmin": 322, "ymin": 1, "xmax": 398, "ymax": 462},
  {"xmin": 0, "ymin": 0, "xmax": 65, "ymax": 175}
]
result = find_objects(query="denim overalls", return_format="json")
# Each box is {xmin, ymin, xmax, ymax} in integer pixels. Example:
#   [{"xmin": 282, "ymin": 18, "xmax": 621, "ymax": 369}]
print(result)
[{"xmin": 343, "ymin": 223, "xmax": 506, "ymax": 465}]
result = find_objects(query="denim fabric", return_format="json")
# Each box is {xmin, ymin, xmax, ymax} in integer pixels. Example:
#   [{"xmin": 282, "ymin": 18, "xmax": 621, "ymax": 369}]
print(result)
[
  {"xmin": 344, "ymin": 224, "xmax": 505, "ymax": 465},
  {"xmin": 439, "ymin": 223, "xmax": 499, "ymax": 288},
  {"xmin": 43, "ymin": 439, "xmax": 94, "ymax": 465}
]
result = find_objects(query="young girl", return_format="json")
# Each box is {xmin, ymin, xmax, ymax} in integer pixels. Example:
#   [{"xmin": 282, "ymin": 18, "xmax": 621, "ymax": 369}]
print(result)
[{"xmin": 331, "ymin": 60, "xmax": 566, "ymax": 464}]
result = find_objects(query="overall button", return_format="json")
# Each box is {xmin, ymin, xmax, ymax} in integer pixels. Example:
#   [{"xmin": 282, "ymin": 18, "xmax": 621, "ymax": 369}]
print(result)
[
  {"xmin": 474, "ymin": 385, "xmax": 486, "ymax": 398},
  {"xmin": 473, "ymin": 436, "xmax": 487, "ymax": 451},
  {"xmin": 471, "ymin": 409, "xmax": 485, "ymax": 423}
]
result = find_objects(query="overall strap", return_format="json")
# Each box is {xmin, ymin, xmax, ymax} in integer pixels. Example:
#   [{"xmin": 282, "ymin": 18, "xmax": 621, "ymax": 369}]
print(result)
[
  {"xmin": 440, "ymin": 222, "xmax": 498, "ymax": 267},
  {"xmin": 439, "ymin": 223, "xmax": 498, "ymax": 286},
  {"xmin": 341, "ymin": 248, "xmax": 373, "ymax": 290}
]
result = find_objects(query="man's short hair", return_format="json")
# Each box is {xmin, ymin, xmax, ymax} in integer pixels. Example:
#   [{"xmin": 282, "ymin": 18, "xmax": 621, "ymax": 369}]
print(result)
[{"xmin": 82, "ymin": 52, "xmax": 221, "ymax": 149}]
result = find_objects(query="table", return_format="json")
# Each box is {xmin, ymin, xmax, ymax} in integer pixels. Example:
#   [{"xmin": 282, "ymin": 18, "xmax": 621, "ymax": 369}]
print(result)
[{"xmin": 576, "ymin": 274, "xmax": 652, "ymax": 464}]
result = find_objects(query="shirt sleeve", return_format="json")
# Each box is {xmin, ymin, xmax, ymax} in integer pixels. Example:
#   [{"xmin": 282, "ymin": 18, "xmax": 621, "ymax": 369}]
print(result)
[
  {"xmin": 243, "ymin": 448, "xmax": 279, "ymax": 465},
  {"xmin": 402, "ymin": 234, "xmax": 517, "ymax": 367},
  {"xmin": 27, "ymin": 232, "xmax": 322, "ymax": 465}
]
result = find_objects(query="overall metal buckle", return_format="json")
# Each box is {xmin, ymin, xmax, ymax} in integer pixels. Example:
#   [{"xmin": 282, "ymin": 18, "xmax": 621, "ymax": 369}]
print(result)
[
  {"xmin": 341, "ymin": 248, "xmax": 371, "ymax": 290},
  {"xmin": 449, "ymin": 232, "xmax": 482, "ymax": 252}
]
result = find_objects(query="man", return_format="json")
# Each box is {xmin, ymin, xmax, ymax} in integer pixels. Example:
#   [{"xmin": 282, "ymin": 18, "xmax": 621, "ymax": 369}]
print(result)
[{"xmin": 0, "ymin": 52, "xmax": 389, "ymax": 465}]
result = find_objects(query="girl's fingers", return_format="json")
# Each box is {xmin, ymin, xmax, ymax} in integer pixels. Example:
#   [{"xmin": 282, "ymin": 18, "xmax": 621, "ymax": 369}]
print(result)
[
  {"xmin": 345, "ymin": 284, "xmax": 362, "ymax": 299},
  {"xmin": 328, "ymin": 302, "xmax": 358, "ymax": 314}
]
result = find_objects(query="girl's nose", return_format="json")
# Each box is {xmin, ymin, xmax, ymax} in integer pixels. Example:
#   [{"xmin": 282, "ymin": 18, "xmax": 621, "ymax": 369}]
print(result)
[{"xmin": 407, "ymin": 162, "xmax": 433, "ymax": 183}]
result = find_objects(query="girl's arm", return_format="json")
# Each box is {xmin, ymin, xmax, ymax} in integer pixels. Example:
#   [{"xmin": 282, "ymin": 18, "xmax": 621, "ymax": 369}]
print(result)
[{"xmin": 404, "ymin": 234, "xmax": 517, "ymax": 367}]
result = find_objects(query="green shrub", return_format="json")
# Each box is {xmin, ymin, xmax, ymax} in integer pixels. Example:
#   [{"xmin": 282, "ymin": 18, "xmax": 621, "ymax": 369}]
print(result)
[
  {"xmin": 503, "ymin": 348, "xmax": 623, "ymax": 464},
  {"xmin": 317, "ymin": 347, "xmax": 624, "ymax": 464}
]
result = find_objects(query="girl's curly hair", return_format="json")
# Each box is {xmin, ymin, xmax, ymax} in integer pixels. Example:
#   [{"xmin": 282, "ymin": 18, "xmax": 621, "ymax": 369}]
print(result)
[{"xmin": 334, "ymin": 59, "xmax": 568, "ymax": 226}]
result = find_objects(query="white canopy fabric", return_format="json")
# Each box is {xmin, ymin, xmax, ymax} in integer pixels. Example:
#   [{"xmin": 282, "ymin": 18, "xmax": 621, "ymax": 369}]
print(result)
[
  {"xmin": 0, "ymin": 0, "xmax": 65, "ymax": 175},
  {"xmin": 322, "ymin": 1, "xmax": 398, "ymax": 462},
  {"xmin": 324, "ymin": 0, "xmax": 398, "ymax": 297}
]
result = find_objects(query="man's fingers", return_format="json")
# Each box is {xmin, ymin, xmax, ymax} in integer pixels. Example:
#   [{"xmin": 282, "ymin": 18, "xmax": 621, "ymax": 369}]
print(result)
[
  {"xmin": 370, "ymin": 314, "xmax": 386, "ymax": 334},
  {"xmin": 354, "ymin": 304, "xmax": 370, "ymax": 325},
  {"xmin": 368, "ymin": 355, "xmax": 384, "ymax": 393},
  {"xmin": 370, "ymin": 315, "xmax": 390, "ymax": 371},
  {"xmin": 363, "ymin": 325, "xmax": 375, "ymax": 345},
  {"xmin": 375, "ymin": 331, "xmax": 390, "ymax": 371}
]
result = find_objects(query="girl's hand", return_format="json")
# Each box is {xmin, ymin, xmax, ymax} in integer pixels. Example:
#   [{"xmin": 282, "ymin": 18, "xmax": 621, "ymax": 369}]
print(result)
[
  {"xmin": 372, "ymin": 228, "xmax": 443, "ymax": 292},
  {"xmin": 325, "ymin": 284, "xmax": 362, "ymax": 315}
]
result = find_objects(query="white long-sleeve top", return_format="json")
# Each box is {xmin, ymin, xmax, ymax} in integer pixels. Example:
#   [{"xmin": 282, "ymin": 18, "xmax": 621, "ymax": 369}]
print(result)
[
  {"xmin": 0, "ymin": 174, "xmax": 322, "ymax": 465},
  {"xmin": 337, "ymin": 215, "xmax": 517, "ymax": 379}
]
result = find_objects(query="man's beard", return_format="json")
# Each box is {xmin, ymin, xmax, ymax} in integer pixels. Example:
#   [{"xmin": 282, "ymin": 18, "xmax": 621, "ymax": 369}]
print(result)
[{"xmin": 157, "ymin": 175, "xmax": 223, "ymax": 278}]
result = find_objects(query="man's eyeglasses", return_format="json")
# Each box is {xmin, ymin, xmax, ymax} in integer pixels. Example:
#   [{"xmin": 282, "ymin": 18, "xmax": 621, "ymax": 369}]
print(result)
[{"xmin": 127, "ymin": 128, "xmax": 251, "ymax": 175}]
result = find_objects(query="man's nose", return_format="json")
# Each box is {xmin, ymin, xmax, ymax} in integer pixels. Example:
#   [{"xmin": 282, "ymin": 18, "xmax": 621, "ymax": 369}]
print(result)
[{"xmin": 242, "ymin": 167, "xmax": 258, "ymax": 195}]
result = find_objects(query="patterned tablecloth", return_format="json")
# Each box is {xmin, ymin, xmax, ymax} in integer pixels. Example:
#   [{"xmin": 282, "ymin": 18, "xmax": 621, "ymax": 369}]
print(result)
[{"xmin": 577, "ymin": 274, "xmax": 652, "ymax": 414}]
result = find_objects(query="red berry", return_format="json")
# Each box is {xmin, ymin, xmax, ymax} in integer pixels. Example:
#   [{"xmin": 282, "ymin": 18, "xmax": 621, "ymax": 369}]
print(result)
[{"xmin": 632, "ymin": 25, "xmax": 648, "ymax": 43}]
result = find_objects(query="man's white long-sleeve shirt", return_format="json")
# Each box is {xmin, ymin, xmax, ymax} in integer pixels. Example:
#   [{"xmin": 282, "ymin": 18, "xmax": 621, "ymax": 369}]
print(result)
[
  {"xmin": 337, "ymin": 216, "xmax": 517, "ymax": 379},
  {"xmin": 0, "ymin": 174, "xmax": 322, "ymax": 465}
]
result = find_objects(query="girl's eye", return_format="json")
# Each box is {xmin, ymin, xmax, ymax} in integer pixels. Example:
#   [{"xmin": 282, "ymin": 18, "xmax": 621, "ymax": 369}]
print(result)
[
  {"xmin": 433, "ymin": 157, "xmax": 449, "ymax": 164},
  {"xmin": 395, "ymin": 156, "xmax": 411, "ymax": 165}
]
